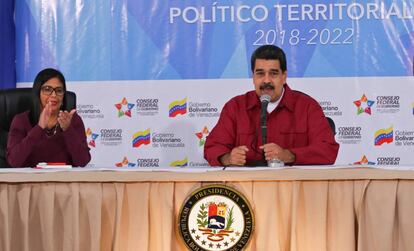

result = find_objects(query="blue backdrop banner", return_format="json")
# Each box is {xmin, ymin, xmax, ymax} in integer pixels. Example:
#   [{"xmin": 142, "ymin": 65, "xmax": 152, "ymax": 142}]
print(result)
[
  {"xmin": 15, "ymin": 0, "xmax": 414, "ymax": 82},
  {"xmin": 14, "ymin": 1, "xmax": 414, "ymax": 168},
  {"xmin": 0, "ymin": 0, "xmax": 15, "ymax": 89}
]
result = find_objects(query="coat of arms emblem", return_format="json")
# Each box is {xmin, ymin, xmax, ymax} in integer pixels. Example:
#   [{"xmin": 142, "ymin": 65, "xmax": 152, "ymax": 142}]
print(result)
[{"xmin": 178, "ymin": 185, "xmax": 254, "ymax": 251}]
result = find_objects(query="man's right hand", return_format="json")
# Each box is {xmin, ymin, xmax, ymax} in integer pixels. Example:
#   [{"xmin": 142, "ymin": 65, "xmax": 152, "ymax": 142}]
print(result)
[{"xmin": 219, "ymin": 146, "xmax": 249, "ymax": 166}]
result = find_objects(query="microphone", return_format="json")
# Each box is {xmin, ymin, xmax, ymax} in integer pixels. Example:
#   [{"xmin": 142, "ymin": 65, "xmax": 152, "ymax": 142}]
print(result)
[
  {"xmin": 260, "ymin": 94, "xmax": 271, "ymax": 145},
  {"xmin": 259, "ymin": 94, "xmax": 285, "ymax": 168}
]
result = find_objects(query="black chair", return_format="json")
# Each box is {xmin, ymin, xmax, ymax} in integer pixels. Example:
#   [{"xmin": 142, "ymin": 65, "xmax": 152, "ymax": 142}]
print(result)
[
  {"xmin": 326, "ymin": 117, "xmax": 336, "ymax": 135},
  {"xmin": 0, "ymin": 88, "xmax": 76, "ymax": 167}
]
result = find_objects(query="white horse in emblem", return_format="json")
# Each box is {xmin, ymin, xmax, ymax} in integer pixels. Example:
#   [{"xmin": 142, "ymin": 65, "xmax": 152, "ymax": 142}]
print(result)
[{"xmin": 209, "ymin": 218, "xmax": 224, "ymax": 228}]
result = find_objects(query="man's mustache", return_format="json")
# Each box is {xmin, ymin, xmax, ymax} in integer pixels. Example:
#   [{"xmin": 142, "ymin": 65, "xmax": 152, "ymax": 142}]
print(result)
[{"xmin": 259, "ymin": 83, "xmax": 274, "ymax": 90}]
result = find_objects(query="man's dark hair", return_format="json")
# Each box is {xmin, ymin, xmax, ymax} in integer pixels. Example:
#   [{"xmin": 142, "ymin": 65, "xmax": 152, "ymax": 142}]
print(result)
[
  {"xmin": 29, "ymin": 68, "xmax": 68, "ymax": 126},
  {"xmin": 250, "ymin": 45, "xmax": 287, "ymax": 73}
]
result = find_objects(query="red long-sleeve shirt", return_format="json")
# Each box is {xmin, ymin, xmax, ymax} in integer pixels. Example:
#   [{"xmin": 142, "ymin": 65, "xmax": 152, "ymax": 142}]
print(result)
[
  {"xmin": 7, "ymin": 111, "xmax": 91, "ymax": 167},
  {"xmin": 204, "ymin": 84, "xmax": 339, "ymax": 166}
]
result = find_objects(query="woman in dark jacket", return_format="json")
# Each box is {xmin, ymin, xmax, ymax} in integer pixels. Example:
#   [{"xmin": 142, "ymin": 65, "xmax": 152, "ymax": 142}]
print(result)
[{"xmin": 6, "ymin": 68, "xmax": 91, "ymax": 167}]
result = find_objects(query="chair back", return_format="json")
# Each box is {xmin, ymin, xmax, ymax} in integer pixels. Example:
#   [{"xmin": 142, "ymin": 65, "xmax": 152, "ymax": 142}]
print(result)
[
  {"xmin": 0, "ymin": 88, "xmax": 76, "ymax": 167},
  {"xmin": 326, "ymin": 117, "xmax": 336, "ymax": 135}
]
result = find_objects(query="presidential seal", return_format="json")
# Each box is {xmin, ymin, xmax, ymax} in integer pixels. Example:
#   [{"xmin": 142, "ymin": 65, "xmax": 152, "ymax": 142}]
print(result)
[{"xmin": 178, "ymin": 185, "xmax": 254, "ymax": 251}]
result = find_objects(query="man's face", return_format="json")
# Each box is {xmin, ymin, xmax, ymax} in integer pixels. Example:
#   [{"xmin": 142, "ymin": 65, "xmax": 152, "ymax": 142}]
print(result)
[{"xmin": 253, "ymin": 59, "xmax": 287, "ymax": 102}]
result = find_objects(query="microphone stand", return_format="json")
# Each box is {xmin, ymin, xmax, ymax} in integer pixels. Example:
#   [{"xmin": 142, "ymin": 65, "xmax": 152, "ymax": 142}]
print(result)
[
  {"xmin": 258, "ymin": 95, "xmax": 270, "ymax": 166},
  {"xmin": 260, "ymin": 102, "xmax": 268, "ymax": 159},
  {"xmin": 259, "ymin": 95, "xmax": 284, "ymax": 168}
]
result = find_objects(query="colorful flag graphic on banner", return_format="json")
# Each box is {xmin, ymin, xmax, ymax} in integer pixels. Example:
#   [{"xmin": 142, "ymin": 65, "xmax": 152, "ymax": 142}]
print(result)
[
  {"xmin": 169, "ymin": 98, "xmax": 187, "ymax": 117},
  {"xmin": 374, "ymin": 126, "xmax": 394, "ymax": 146},
  {"xmin": 132, "ymin": 128, "xmax": 151, "ymax": 148},
  {"xmin": 170, "ymin": 157, "xmax": 188, "ymax": 167}
]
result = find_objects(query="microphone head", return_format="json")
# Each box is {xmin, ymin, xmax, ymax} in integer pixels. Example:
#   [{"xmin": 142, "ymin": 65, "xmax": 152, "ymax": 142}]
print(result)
[{"xmin": 260, "ymin": 94, "xmax": 271, "ymax": 104}]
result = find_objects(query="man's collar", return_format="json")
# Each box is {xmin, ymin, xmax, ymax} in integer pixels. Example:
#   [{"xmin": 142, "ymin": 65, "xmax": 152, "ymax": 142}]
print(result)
[
  {"xmin": 279, "ymin": 84, "xmax": 295, "ymax": 112},
  {"xmin": 246, "ymin": 92, "xmax": 260, "ymax": 110},
  {"xmin": 247, "ymin": 84, "xmax": 295, "ymax": 112}
]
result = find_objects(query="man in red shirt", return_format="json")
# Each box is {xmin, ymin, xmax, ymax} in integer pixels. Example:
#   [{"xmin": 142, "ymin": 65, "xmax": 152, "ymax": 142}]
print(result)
[{"xmin": 204, "ymin": 45, "xmax": 339, "ymax": 166}]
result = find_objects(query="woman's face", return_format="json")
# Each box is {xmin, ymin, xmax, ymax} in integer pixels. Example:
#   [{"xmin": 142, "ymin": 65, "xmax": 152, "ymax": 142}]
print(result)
[{"xmin": 39, "ymin": 77, "xmax": 65, "ymax": 114}]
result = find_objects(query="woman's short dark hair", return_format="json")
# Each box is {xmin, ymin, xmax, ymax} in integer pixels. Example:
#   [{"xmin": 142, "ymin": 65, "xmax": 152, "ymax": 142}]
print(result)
[
  {"xmin": 250, "ymin": 45, "xmax": 287, "ymax": 73},
  {"xmin": 29, "ymin": 68, "xmax": 67, "ymax": 126}
]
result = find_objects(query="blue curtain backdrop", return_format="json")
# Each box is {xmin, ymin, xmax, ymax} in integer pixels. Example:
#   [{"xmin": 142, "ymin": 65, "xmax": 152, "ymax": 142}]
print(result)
[{"xmin": 0, "ymin": 0, "xmax": 16, "ymax": 89}]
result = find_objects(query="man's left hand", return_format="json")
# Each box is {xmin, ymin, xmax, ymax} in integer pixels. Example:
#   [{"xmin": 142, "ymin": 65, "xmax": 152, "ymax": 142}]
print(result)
[{"xmin": 260, "ymin": 143, "xmax": 296, "ymax": 164}]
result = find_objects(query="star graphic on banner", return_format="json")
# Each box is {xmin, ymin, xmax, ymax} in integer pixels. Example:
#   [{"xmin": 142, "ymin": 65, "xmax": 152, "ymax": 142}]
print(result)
[
  {"xmin": 353, "ymin": 94, "xmax": 374, "ymax": 115},
  {"xmin": 195, "ymin": 126, "xmax": 209, "ymax": 146},
  {"xmin": 85, "ymin": 128, "xmax": 99, "ymax": 147},
  {"xmin": 115, "ymin": 157, "xmax": 136, "ymax": 167},
  {"xmin": 114, "ymin": 97, "xmax": 135, "ymax": 117},
  {"xmin": 353, "ymin": 155, "xmax": 375, "ymax": 165}
]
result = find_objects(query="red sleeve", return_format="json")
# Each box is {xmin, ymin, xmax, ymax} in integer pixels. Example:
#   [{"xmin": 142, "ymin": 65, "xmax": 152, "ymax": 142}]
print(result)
[
  {"xmin": 204, "ymin": 101, "xmax": 237, "ymax": 166},
  {"xmin": 6, "ymin": 113, "xmax": 45, "ymax": 167}
]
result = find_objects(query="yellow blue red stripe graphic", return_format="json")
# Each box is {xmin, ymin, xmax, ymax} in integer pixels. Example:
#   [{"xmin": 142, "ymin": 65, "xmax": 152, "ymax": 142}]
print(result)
[
  {"xmin": 169, "ymin": 98, "xmax": 187, "ymax": 117},
  {"xmin": 132, "ymin": 128, "xmax": 151, "ymax": 148},
  {"xmin": 374, "ymin": 126, "xmax": 393, "ymax": 146},
  {"xmin": 170, "ymin": 157, "xmax": 188, "ymax": 167}
]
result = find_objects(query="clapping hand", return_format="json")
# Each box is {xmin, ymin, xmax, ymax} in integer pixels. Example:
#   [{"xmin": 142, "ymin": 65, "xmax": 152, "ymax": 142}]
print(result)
[
  {"xmin": 58, "ymin": 109, "xmax": 76, "ymax": 131},
  {"xmin": 38, "ymin": 102, "xmax": 52, "ymax": 129}
]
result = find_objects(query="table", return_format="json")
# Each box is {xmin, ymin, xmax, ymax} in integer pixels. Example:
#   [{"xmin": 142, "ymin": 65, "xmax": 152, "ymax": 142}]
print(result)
[{"xmin": 1, "ymin": 167, "xmax": 414, "ymax": 251}]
